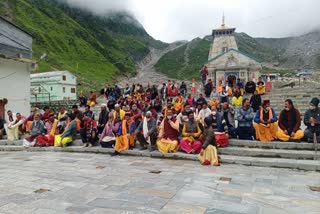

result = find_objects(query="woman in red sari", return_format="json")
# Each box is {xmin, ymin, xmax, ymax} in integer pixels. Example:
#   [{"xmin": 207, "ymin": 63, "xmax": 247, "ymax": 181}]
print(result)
[{"xmin": 35, "ymin": 113, "xmax": 59, "ymax": 147}]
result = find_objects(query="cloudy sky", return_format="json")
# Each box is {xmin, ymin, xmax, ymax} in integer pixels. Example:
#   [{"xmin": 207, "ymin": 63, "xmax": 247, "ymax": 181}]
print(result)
[{"xmin": 66, "ymin": 0, "xmax": 320, "ymax": 43}]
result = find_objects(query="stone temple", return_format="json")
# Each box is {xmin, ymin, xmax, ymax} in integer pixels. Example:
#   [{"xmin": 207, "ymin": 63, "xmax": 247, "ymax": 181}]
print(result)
[{"xmin": 206, "ymin": 16, "xmax": 262, "ymax": 87}]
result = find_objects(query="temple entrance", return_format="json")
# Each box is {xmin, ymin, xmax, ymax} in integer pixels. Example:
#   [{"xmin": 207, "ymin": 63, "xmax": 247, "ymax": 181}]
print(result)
[{"xmin": 226, "ymin": 72, "xmax": 238, "ymax": 88}]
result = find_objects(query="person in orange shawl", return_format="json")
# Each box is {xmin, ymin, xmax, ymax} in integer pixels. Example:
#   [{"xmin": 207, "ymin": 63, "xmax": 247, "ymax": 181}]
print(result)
[
  {"xmin": 157, "ymin": 109, "xmax": 180, "ymax": 153},
  {"xmin": 112, "ymin": 112, "xmax": 136, "ymax": 156},
  {"xmin": 217, "ymin": 80, "xmax": 223, "ymax": 93},
  {"xmin": 35, "ymin": 113, "xmax": 59, "ymax": 147},
  {"xmin": 174, "ymin": 93, "xmax": 184, "ymax": 113},
  {"xmin": 253, "ymin": 100, "xmax": 278, "ymax": 141}
]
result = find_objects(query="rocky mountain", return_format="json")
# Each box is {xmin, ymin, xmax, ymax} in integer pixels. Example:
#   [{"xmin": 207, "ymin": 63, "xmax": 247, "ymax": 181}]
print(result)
[
  {"xmin": 0, "ymin": 0, "xmax": 167, "ymax": 90},
  {"xmin": 256, "ymin": 31, "xmax": 320, "ymax": 70},
  {"xmin": 155, "ymin": 31, "xmax": 320, "ymax": 80}
]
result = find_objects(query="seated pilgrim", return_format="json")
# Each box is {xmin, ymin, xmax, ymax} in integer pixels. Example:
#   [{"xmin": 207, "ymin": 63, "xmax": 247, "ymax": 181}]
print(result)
[
  {"xmin": 256, "ymin": 77, "xmax": 266, "ymax": 95},
  {"xmin": 135, "ymin": 111, "xmax": 157, "ymax": 151},
  {"xmin": 23, "ymin": 113, "xmax": 45, "ymax": 147},
  {"xmin": 7, "ymin": 113, "xmax": 25, "ymax": 141},
  {"xmin": 236, "ymin": 98, "xmax": 255, "ymax": 140},
  {"xmin": 35, "ymin": 113, "xmax": 59, "ymax": 147},
  {"xmin": 54, "ymin": 113, "xmax": 77, "ymax": 147},
  {"xmin": 276, "ymin": 99, "xmax": 304, "ymax": 142},
  {"xmin": 198, "ymin": 117, "xmax": 220, "ymax": 166},
  {"xmin": 253, "ymin": 100, "xmax": 278, "ymax": 141},
  {"xmin": 180, "ymin": 111, "xmax": 202, "ymax": 154},
  {"xmin": 157, "ymin": 109, "xmax": 180, "ymax": 153},
  {"xmin": 112, "ymin": 112, "xmax": 136, "ymax": 156},
  {"xmin": 98, "ymin": 112, "xmax": 119, "ymax": 148}
]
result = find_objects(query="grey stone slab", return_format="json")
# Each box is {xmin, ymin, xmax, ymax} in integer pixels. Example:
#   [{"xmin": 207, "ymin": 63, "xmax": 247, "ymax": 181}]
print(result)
[{"xmin": 205, "ymin": 208, "xmax": 242, "ymax": 214}]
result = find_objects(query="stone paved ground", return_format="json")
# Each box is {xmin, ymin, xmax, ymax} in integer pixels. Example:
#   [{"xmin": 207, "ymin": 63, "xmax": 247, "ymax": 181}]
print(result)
[{"xmin": 0, "ymin": 152, "xmax": 319, "ymax": 214}]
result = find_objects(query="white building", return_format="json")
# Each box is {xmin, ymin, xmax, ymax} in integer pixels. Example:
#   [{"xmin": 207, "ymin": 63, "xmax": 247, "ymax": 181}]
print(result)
[
  {"xmin": 30, "ymin": 71, "xmax": 77, "ymax": 103},
  {"xmin": 0, "ymin": 16, "xmax": 33, "ymax": 118}
]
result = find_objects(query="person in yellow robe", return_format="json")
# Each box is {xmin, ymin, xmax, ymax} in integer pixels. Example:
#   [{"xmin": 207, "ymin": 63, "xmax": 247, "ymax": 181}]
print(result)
[
  {"xmin": 157, "ymin": 109, "xmax": 180, "ymax": 153},
  {"xmin": 113, "ymin": 104, "xmax": 125, "ymax": 122},
  {"xmin": 54, "ymin": 113, "xmax": 77, "ymax": 147},
  {"xmin": 112, "ymin": 112, "xmax": 136, "ymax": 156},
  {"xmin": 253, "ymin": 100, "xmax": 278, "ymax": 141},
  {"xmin": 276, "ymin": 99, "xmax": 304, "ymax": 142},
  {"xmin": 256, "ymin": 77, "xmax": 266, "ymax": 95},
  {"xmin": 174, "ymin": 94, "xmax": 184, "ymax": 113},
  {"xmin": 199, "ymin": 117, "xmax": 219, "ymax": 166}
]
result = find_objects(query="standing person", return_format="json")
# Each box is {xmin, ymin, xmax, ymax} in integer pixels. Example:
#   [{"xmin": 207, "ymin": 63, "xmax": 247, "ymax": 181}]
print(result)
[
  {"xmin": 198, "ymin": 117, "xmax": 220, "ymax": 166},
  {"xmin": 200, "ymin": 65, "xmax": 208, "ymax": 87},
  {"xmin": 54, "ymin": 113, "xmax": 77, "ymax": 147},
  {"xmin": 23, "ymin": 113, "xmax": 45, "ymax": 147},
  {"xmin": 97, "ymin": 104, "xmax": 109, "ymax": 134},
  {"xmin": 277, "ymin": 99, "xmax": 304, "ymax": 142},
  {"xmin": 236, "ymin": 98, "xmax": 255, "ymax": 140},
  {"xmin": 179, "ymin": 81, "xmax": 187, "ymax": 97},
  {"xmin": 157, "ymin": 109, "xmax": 180, "ymax": 153},
  {"xmin": 303, "ymin": 97, "xmax": 320, "ymax": 143},
  {"xmin": 204, "ymin": 79, "xmax": 213, "ymax": 98},
  {"xmin": 254, "ymin": 100, "xmax": 278, "ymax": 142},
  {"xmin": 100, "ymin": 83, "xmax": 109, "ymax": 99},
  {"xmin": 250, "ymin": 90, "xmax": 262, "ymax": 113},
  {"xmin": 180, "ymin": 111, "xmax": 202, "ymax": 154},
  {"xmin": 135, "ymin": 111, "xmax": 157, "ymax": 151},
  {"xmin": 186, "ymin": 93, "xmax": 196, "ymax": 107}
]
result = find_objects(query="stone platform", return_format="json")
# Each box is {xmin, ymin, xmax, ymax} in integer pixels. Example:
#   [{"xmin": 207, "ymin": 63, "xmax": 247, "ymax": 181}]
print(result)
[{"xmin": 0, "ymin": 139, "xmax": 319, "ymax": 172}]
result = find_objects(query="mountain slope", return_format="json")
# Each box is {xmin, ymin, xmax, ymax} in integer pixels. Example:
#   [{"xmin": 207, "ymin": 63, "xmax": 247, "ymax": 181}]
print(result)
[
  {"xmin": 0, "ymin": 0, "xmax": 167, "ymax": 90},
  {"xmin": 155, "ymin": 31, "xmax": 320, "ymax": 79},
  {"xmin": 155, "ymin": 33, "xmax": 280, "ymax": 80}
]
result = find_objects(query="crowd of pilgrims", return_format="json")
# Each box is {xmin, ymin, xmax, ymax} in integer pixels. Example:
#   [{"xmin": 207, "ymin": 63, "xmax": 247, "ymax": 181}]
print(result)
[{"xmin": 1, "ymin": 77, "xmax": 320, "ymax": 166}]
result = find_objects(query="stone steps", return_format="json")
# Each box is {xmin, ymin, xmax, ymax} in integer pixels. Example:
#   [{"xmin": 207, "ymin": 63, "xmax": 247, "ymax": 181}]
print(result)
[
  {"xmin": 0, "ymin": 145, "xmax": 319, "ymax": 171},
  {"xmin": 0, "ymin": 139, "xmax": 319, "ymax": 171},
  {"xmin": 219, "ymin": 147, "xmax": 319, "ymax": 160}
]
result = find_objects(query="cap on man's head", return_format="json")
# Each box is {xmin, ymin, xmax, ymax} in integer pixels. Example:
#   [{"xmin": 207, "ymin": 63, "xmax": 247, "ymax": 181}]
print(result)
[
  {"xmin": 114, "ymin": 104, "xmax": 120, "ymax": 108},
  {"xmin": 310, "ymin": 97, "xmax": 320, "ymax": 107},
  {"xmin": 146, "ymin": 111, "xmax": 152, "ymax": 116},
  {"xmin": 263, "ymin": 99, "xmax": 270, "ymax": 105},
  {"xmin": 101, "ymin": 103, "xmax": 107, "ymax": 108}
]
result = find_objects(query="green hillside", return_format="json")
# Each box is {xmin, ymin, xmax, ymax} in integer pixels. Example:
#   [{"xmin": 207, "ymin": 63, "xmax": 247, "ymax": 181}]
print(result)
[
  {"xmin": 0, "ymin": 0, "xmax": 167, "ymax": 90},
  {"xmin": 155, "ymin": 33, "xmax": 281, "ymax": 80},
  {"xmin": 155, "ymin": 38, "xmax": 211, "ymax": 80}
]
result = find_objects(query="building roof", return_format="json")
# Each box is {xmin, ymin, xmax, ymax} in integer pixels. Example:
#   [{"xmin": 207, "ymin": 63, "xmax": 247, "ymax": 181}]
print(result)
[
  {"xmin": 0, "ymin": 16, "xmax": 32, "ymax": 37},
  {"xmin": 31, "ymin": 71, "xmax": 75, "ymax": 78},
  {"xmin": 205, "ymin": 48, "xmax": 263, "ymax": 65}
]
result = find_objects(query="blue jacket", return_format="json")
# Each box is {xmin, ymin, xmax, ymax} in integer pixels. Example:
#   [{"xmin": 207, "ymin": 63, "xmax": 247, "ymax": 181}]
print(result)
[{"xmin": 237, "ymin": 107, "xmax": 254, "ymax": 127}]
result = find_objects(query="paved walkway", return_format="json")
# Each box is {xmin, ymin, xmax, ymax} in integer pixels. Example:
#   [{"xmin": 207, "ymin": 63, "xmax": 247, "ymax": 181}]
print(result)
[{"xmin": 0, "ymin": 152, "xmax": 319, "ymax": 214}]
